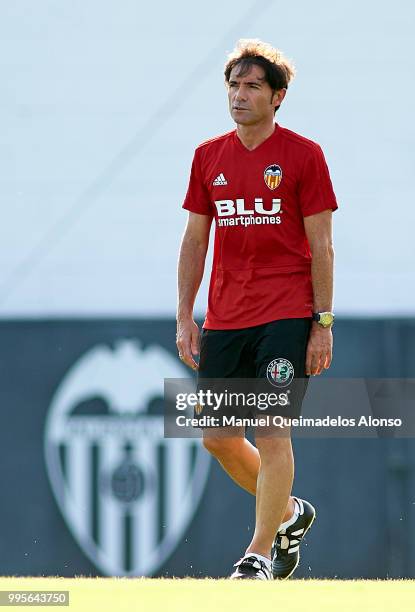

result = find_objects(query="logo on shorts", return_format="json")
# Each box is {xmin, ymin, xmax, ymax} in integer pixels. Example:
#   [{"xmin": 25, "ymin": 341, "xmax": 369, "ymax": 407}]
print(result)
[
  {"xmin": 266, "ymin": 358, "xmax": 294, "ymax": 387},
  {"xmin": 264, "ymin": 164, "xmax": 282, "ymax": 190}
]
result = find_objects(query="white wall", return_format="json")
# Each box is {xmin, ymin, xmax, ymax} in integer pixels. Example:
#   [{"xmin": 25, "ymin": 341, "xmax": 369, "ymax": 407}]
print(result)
[{"xmin": 1, "ymin": 0, "xmax": 414, "ymax": 317}]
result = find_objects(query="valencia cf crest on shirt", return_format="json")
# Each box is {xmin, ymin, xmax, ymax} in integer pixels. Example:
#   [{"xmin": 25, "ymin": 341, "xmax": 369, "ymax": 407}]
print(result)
[{"xmin": 264, "ymin": 164, "xmax": 282, "ymax": 190}]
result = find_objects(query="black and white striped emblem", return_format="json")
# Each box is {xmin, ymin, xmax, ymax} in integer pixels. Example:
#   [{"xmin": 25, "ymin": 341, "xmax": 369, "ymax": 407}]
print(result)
[{"xmin": 44, "ymin": 340, "xmax": 210, "ymax": 576}]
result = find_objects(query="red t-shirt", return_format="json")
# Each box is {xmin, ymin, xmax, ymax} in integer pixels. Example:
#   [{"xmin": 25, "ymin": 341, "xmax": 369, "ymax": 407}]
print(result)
[{"xmin": 182, "ymin": 124, "xmax": 338, "ymax": 330}]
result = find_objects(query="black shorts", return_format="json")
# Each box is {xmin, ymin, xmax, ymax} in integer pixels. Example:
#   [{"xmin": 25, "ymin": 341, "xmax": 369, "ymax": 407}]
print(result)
[{"xmin": 195, "ymin": 318, "xmax": 311, "ymax": 426}]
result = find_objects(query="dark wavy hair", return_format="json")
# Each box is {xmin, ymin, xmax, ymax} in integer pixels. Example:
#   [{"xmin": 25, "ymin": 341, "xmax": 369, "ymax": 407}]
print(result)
[{"xmin": 224, "ymin": 39, "xmax": 295, "ymax": 111}]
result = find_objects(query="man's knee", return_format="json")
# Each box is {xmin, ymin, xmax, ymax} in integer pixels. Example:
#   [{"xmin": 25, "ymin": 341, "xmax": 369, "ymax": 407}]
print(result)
[
  {"xmin": 255, "ymin": 434, "xmax": 293, "ymax": 463},
  {"xmin": 202, "ymin": 434, "xmax": 244, "ymax": 458}
]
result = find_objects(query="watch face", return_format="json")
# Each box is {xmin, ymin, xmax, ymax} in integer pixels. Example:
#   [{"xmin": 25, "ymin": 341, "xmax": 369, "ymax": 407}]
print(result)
[{"xmin": 320, "ymin": 313, "xmax": 334, "ymax": 327}]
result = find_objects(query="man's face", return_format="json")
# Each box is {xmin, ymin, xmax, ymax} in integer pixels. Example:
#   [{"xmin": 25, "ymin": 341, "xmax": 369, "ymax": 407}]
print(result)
[{"xmin": 227, "ymin": 63, "xmax": 285, "ymax": 126}]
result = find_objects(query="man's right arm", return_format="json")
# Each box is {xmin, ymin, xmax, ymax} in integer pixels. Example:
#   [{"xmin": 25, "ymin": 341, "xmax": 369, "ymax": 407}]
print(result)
[{"xmin": 176, "ymin": 211, "xmax": 212, "ymax": 370}]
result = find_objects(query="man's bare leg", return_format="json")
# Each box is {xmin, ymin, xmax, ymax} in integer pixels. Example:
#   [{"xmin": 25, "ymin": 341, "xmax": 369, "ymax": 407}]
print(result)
[
  {"xmin": 245, "ymin": 433, "xmax": 294, "ymax": 558},
  {"xmin": 202, "ymin": 428, "xmax": 295, "ymax": 524}
]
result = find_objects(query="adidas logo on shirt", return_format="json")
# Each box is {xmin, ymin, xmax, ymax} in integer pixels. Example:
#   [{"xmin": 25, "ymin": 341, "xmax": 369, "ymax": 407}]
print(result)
[{"xmin": 213, "ymin": 173, "xmax": 228, "ymax": 186}]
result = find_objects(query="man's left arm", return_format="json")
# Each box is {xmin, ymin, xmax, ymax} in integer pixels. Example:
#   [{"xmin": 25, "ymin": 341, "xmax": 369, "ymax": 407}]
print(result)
[{"xmin": 303, "ymin": 209, "xmax": 335, "ymax": 376}]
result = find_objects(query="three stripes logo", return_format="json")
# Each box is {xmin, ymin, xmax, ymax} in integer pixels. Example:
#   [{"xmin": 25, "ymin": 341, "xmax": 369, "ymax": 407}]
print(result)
[
  {"xmin": 212, "ymin": 173, "xmax": 227, "ymax": 186},
  {"xmin": 279, "ymin": 499, "xmax": 306, "ymax": 554},
  {"xmin": 44, "ymin": 339, "xmax": 210, "ymax": 576}
]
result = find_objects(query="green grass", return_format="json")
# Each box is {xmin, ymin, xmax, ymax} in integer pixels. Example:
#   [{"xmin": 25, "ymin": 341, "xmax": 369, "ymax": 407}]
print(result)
[{"xmin": 0, "ymin": 577, "xmax": 414, "ymax": 611}]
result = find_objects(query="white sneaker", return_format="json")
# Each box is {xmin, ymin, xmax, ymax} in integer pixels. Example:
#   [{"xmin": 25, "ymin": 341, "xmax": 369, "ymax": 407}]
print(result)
[{"xmin": 230, "ymin": 554, "xmax": 272, "ymax": 580}]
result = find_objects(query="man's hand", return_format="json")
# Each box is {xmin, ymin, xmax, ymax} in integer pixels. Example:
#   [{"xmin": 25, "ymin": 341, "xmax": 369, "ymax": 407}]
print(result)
[
  {"xmin": 305, "ymin": 323, "xmax": 333, "ymax": 376},
  {"xmin": 176, "ymin": 317, "xmax": 200, "ymax": 370}
]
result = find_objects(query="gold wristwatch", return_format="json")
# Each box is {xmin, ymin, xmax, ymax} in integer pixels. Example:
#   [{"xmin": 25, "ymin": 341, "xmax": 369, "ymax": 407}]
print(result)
[{"xmin": 312, "ymin": 312, "xmax": 335, "ymax": 328}]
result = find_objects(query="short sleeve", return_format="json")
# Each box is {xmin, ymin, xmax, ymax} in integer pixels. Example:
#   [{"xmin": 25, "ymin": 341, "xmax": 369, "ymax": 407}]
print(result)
[
  {"xmin": 182, "ymin": 149, "xmax": 213, "ymax": 216},
  {"xmin": 298, "ymin": 145, "xmax": 338, "ymax": 217}
]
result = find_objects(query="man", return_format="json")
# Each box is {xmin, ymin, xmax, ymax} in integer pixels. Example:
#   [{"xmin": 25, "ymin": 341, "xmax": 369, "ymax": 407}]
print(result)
[{"xmin": 176, "ymin": 39, "xmax": 337, "ymax": 580}]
